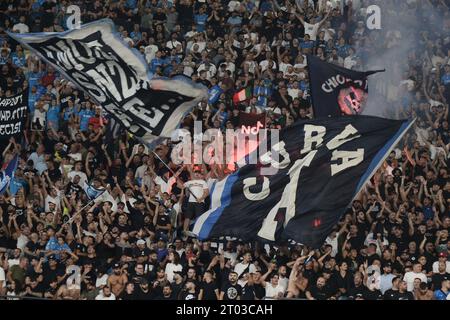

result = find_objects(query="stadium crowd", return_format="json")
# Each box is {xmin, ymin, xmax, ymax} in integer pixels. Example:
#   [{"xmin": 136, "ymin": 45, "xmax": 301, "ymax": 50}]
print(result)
[{"xmin": 0, "ymin": 0, "xmax": 449, "ymax": 300}]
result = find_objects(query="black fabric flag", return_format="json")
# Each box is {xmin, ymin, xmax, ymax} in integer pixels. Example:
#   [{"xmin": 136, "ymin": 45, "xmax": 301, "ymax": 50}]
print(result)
[
  {"xmin": 8, "ymin": 19, "xmax": 206, "ymax": 143},
  {"xmin": 193, "ymin": 116, "xmax": 413, "ymax": 248},
  {"xmin": 308, "ymin": 55, "xmax": 383, "ymax": 118},
  {"xmin": 0, "ymin": 91, "xmax": 28, "ymax": 140}
]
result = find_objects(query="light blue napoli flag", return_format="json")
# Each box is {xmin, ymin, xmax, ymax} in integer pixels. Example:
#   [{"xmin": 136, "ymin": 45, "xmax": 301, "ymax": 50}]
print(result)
[
  {"xmin": 83, "ymin": 182, "xmax": 106, "ymax": 200},
  {"xmin": 208, "ymin": 85, "xmax": 223, "ymax": 105}
]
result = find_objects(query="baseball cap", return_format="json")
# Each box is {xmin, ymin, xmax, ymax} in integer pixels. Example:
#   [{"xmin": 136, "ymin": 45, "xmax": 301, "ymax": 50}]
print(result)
[
  {"xmin": 438, "ymin": 252, "xmax": 447, "ymax": 258},
  {"xmin": 48, "ymin": 254, "xmax": 56, "ymax": 261},
  {"xmin": 137, "ymin": 239, "xmax": 146, "ymax": 246},
  {"xmin": 113, "ymin": 263, "xmax": 121, "ymax": 269}
]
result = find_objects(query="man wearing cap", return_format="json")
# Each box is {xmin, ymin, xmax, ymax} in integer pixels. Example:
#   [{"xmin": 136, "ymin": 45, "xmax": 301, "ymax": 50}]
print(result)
[
  {"xmin": 107, "ymin": 263, "xmax": 128, "ymax": 297},
  {"xmin": 433, "ymin": 277, "xmax": 450, "ymax": 300},
  {"xmin": 133, "ymin": 239, "xmax": 150, "ymax": 259}
]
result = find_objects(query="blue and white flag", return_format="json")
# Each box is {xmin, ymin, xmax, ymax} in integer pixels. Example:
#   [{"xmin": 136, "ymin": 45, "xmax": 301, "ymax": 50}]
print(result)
[
  {"xmin": 83, "ymin": 182, "xmax": 106, "ymax": 201},
  {"xmin": 8, "ymin": 19, "xmax": 207, "ymax": 142},
  {"xmin": 208, "ymin": 85, "xmax": 223, "ymax": 105},
  {"xmin": 0, "ymin": 154, "xmax": 19, "ymax": 194}
]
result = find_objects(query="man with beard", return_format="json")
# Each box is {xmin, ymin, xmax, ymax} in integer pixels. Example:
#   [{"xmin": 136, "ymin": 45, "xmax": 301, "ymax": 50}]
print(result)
[
  {"xmin": 107, "ymin": 263, "xmax": 128, "ymax": 297},
  {"xmin": 305, "ymin": 276, "xmax": 333, "ymax": 300},
  {"xmin": 220, "ymin": 271, "xmax": 242, "ymax": 300}
]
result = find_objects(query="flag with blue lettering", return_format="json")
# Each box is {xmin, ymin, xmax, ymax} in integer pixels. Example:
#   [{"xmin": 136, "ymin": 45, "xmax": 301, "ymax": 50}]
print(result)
[
  {"xmin": 8, "ymin": 19, "xmax": 207, "ymax": 143},
  {"xmin": 0, "ymin": 154, "xmax": 19, "ymax": 194}
]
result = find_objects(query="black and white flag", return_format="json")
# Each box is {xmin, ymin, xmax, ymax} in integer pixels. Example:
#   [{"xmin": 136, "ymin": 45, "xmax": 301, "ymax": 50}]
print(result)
[
  {"xmin": 8, "ymin": 19, "xmax": 207, "ymax": 142},
  {"xmin": 308, "ymin": 55, "xmax": 384, "ymax": 118},
  {"xmin": 193, "ymin": 116, "xmax": 414, "ymax": 248}
]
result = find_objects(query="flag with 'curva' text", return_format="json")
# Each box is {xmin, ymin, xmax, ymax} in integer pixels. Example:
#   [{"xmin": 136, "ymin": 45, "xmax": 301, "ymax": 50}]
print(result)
[
  {"xmin": 8, "ymin": 19, "xmax": 207, "ymax": 142},
  {"xmin": 192, "ymin": 116, "xmax": 414, "ymax": 248}
]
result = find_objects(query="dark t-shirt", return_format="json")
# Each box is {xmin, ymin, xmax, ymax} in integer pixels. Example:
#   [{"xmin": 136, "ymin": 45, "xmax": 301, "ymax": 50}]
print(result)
[
  {"xmin": 221, "ymin": 282, "xmax": 242, "ymax": 300},
  {"xmin": 241, "ymin": 283, "xmax": 256, "ymax": 300},
  {"xmin": 200, "ymin": 281, "xmax": 218, "ymax": 300},
  {"xmin": 308, "ymin": 285, "xmax": 332, "ymax": 300},
  {"xmin": 383, "ymin": 288, "xmax": 399, "ymax": 300},
  {"xmin": 395, "ymin": 291, "xmax": 415, "ymax": 300}
]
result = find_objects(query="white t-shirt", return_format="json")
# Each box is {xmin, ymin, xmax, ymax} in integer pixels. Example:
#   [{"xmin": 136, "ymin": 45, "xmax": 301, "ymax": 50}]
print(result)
[
  {"xmin": 144, "ymin": 44, "xmax": 159, "ymax": 63},
  {"xmin": 0, "ymin": 267, "xmax": 6, "ymax": 288},
  {"xmin": 234, "ymin": 262, "xmax": 256, "ymax": 278},
  {"xmin": 165, "ymin": 263, "xmax": 183, "ymax": 283},
  {"xmin": 403, "ymin": 271, "xmax": 427, "ymax": 291},
  {"xmin": 259, "ymin": 60, "xmax": 277, "ymax": 73},
  {"xmin": 432, "ymin": 261, "xmax": 450, "ymax": 274},
  {"xmin": 265, "ymin": 282, "xmax": 286, "ymax": 299},
  {"xmin": 154, "ymin": 176, "xmax": 177, "ymax": 194},
  {"xmin": 7, "ymin": 259, "xmax": 20, "ymax": 268},
  {"xmin": 13, "ymin": 23, "xmax": 29, "ymax": 33},
  {"xmin": 96, "ymin": 274, "xmax": 109, "ymax": 288},
  {"xmin": 184, "ymin": 179, "xmax": 208, "ymax": 203},
  {"xmin": 45, "ymin": 193, "xmax": 61, "ymax": 212},
  {"xmin": 95, "ymin": 292, "xmax": 116, "ymax": 300},
  {"xmin": 303, "ymin": 22, "xmax": 320, "ymax": 41},
  {"xmin": 166, "ymin": 40, "xmax": 182, "ymax": 50},
  {"xmin": 278, "ymin": 62, "xmax": 292, "ymax": 74},
  {"xmin": 68, "ymin": 170, "xmax": 88, "ymax": 187}
]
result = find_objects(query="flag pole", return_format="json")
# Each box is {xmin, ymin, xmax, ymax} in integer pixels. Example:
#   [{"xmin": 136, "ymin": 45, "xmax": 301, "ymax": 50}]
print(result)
[
  {"xmin": 134, "ymin": 136, "xmax": 200, "ymax": 202},
  {"xmin": 63, "ymin": 197, "xmax": 97, "ymax": 226}
]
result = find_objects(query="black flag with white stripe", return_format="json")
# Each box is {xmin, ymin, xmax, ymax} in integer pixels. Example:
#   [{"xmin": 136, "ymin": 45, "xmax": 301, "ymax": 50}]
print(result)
[{"xmin": 193, "ymin": 116, "xmax": 413, "ymax": 248}]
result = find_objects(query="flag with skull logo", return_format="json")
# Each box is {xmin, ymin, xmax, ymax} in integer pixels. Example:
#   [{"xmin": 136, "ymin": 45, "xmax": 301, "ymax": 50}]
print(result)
[{"xmin": 307, "ymin": 55, "xmax": 384, "ymax": 118}]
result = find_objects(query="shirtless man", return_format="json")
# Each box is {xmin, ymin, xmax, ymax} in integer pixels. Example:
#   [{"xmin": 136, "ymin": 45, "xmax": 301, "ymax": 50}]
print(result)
[
  {"xmin": 286, "ymin": 257, "xmax": 309, "ymax": 299},
  {"xmin": 107, "ymin": 263, "xmax": 128, "ymax": 297}
]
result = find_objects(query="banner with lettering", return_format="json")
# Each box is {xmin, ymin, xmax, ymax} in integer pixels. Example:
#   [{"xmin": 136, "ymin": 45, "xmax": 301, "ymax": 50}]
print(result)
[
  {"xmin": 8, "ymin": 19, "xmax": 207, "ymax": 142},
  {"xmin": 0, "ymin": 92, "xmax": 28, "ymax": 139}
]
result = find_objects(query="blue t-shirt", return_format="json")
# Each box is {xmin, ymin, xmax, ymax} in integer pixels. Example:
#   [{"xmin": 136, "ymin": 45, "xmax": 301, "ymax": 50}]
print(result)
[
  {"xmin": 300, "ymin": 40, "xmax": 315, "ymax": 50},
  {"xmin": 423, "ymin": 205, "xmax": 434, "ymax": 220},
  {"xmin": 63, "ymin": 106, "xmax": 76, "ymax": 121},
  {"xmin": 441, "ymin": 74, "xmax": 450, "ymax": 85},
  {"xmin": 28, "ymin": 92, "xmax": 41, "ymax": 113},
  {"xmin": 47, "ymin": 104, "xmax": 61, "ymax": 121},
  {"xmin": 130, "ymin": 31, "xmax": 142, "ymax": 42},
  {"xmin": 28, "ymin": 71, "xmax": 43, "ymax": 89},
  {"xmin": 227, "ymin": 16, "xmax": 243, "ymax": 26},
  {"xmin": 126, "ymin": 0, "xmax": 138, "ymax": 9},
  {"xmin": 78, "ymin": 108, "xmax": 94, "ymax": 131},
  {"xmin": 11, "ymin": 54, "xmax": 26, "ymax": 68},
  {"xmin": 337, "ymin": 44, "xmax": 351, "ymax": 58},
  {"xmin": 195, "ymin": 14, "xmax": 208, "ymax": 32},
  {"xmin": 150, "ymin": 58, "xmax": 166, "ymax": 73},
  {"xmin": 434, "ymin": 289, "xmax": 449, "ymax": 300}
]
